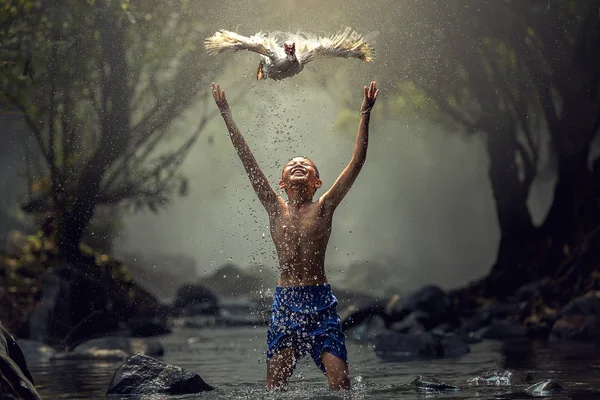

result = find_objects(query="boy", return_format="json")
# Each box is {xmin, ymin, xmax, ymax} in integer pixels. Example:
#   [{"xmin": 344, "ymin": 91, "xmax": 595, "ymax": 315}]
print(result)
[{"xmin": 211, "ymin": 81, "xmax": 379, "ymax": 390}]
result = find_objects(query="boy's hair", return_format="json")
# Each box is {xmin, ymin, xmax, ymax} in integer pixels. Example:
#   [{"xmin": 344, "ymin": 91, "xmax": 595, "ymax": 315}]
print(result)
[{"xmin": 283, "ymin": 156, "xmax": 320, "ymax": 179}]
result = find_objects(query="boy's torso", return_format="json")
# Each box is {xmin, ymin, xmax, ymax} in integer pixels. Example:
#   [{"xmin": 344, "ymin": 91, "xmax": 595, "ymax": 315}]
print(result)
[{"xmin": 268, "ymin": 197, "xmax": 333, "ymax": 286}]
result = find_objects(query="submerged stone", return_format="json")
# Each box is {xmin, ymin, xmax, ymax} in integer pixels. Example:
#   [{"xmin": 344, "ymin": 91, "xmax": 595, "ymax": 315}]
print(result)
[
  {"xmin": 106, "ymin": 353, "xmax": 214, "ymax": 396},
  {"xmin": 525, "ymin": 379, "xmax": 565, "ymax": 396},
  {"xmin": 410, "ymin": 375, "xmax": 460, "ymax": 391}
]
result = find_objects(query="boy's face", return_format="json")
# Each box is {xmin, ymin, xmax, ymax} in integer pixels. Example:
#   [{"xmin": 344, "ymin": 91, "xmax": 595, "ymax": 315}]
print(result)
[{"xmin": 279, "ymin": 157, "xmax": 322, "ymax": 193}]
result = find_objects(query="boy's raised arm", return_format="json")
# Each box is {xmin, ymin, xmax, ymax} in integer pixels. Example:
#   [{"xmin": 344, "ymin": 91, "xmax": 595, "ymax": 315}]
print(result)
[
  {"xmin": 211, "ymin": 82, "xmax": 279, "ymax": 212},
  {"xmin": 320, "ymin": 81, "xmax": 379, "ymax": 210}
]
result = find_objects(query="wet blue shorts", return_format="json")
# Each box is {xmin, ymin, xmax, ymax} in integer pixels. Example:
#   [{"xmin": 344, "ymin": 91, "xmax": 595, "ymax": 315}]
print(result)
[{"xmin": 266, "ymin": 284, "xmax": 347, "ymax": 374}]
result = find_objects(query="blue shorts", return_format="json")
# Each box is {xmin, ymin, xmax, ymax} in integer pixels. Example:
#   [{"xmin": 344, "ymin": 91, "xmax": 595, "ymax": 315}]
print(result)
[{"xmin": 266, "ymin": 284, "xmax": 347, "ymax": 374}]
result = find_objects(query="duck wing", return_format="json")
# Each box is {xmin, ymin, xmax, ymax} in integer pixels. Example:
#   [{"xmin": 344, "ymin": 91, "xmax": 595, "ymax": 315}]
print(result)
[
  {"xmin": 204, "ymin": 30, "xmax": 277, "ymax": 58},
  {"xmin": 296, "ymin": 27, "xmax": 375, "ymax": 65}
]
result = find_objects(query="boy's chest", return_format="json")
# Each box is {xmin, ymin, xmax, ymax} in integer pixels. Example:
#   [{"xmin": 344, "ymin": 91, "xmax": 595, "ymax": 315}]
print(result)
[{"xmin": 271, "ymin": 206, "xmax": 330, "ymax": 236}]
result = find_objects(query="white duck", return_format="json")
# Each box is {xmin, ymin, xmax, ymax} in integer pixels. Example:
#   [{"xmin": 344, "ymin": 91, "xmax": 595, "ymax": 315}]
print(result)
[{"xmin": 204, "ymin": 27, "xmax": 375, "ymax": 81}]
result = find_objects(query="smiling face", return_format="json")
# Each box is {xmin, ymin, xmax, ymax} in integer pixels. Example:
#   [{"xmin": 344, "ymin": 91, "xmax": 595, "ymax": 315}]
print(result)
[{"xmin": 279, "ymin": 156, "xmax": 322, "ymax": 197}]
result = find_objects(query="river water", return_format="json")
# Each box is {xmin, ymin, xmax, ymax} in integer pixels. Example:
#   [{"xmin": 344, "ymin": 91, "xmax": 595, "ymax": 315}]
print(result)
[{"xmin": 29, "ymin": 326, "xmax": 600, "ymax": 399}]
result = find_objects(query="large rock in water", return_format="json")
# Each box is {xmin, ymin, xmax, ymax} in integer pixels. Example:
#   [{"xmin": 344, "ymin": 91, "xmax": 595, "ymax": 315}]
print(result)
[
  {"xmin": 173, "ymin": 284, "xmax": 219, "ymax": 316},
  {"xmin": 0, "ymin": 323, "xmax": 42, "ymax": 400},
  {"xmin": 106, "ymin": 353, "xmax": 214, "ymax": 396},
  {"xmin": 53, "ymin": 336, "xmax": 164, "ymax": 361},
  {"xmin": 26, "ymin": 256, "xmax": 167, "ymax": 346},
  {"xmin": 27, "ymin": 267, "xmax": 120, "ymax": 344},
  {"xmin": 385, "ymin": 285, "xmax": 456, "ymax": 329},
  {"xmin": 374, "ymin": 332, "xmax": 470, "ymax": 361}
]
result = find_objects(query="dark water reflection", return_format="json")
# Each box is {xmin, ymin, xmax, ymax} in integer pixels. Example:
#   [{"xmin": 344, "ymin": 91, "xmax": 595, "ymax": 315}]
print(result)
[{"xmin": 29, "ymin": 327, "xmax": 600, "ymax": 399}]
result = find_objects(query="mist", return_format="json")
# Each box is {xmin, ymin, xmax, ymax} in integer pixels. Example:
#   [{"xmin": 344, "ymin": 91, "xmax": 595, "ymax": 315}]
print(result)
[
  {"xmin": 111, "ymin": 0, "xmax": 560, "ymax": 295},
  {"xmin": 116, "ymin": 84, "xmax": 551, "ymax": 295}
]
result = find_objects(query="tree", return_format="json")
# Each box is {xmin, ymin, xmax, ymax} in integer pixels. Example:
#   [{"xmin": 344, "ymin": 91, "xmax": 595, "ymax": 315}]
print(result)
[
  {"xmin": 385, "ymin": 0, "xmax": 600, "ymax": 295},
  {"xmin": 1, "ymin": 0, "xmax": 226, "ymax": 258}
]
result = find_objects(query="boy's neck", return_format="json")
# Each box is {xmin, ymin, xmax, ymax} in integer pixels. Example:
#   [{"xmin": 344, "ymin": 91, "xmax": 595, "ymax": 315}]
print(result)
[{"xmin": 285, "ymin": 189, "xmax": 314, "ymax": 207}]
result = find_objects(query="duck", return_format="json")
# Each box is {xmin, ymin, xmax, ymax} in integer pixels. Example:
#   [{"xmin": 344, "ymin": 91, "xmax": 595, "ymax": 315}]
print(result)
[{"xmin": 204, "ymin": 27, "xmax": 375, "ymax": 81}]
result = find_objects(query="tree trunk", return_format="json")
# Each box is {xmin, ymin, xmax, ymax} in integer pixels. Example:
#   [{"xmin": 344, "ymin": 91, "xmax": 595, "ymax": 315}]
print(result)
[
  {"xmin": 538, "ymin": 88, "xmax": 597, "ymax": 277},
  {"xmin": 53, "ymin": 10, "xmax": 130, "ymax": 259},
  {"xmin": 538, "ymin": 151, "xmax": 592, "ymax": 274},
  {"xmin": 482, "ymin": 118, "xmax": 536, "ymax": 297}
]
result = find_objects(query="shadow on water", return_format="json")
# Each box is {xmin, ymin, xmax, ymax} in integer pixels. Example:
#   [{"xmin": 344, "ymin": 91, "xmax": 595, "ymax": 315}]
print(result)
[
  {"xmin": 30, "ymin": 359, "xmax": 122, "ymax": 399},
  {"xmin": 29, "ymin": 328, "xmax": 600, "ymax": 400}
]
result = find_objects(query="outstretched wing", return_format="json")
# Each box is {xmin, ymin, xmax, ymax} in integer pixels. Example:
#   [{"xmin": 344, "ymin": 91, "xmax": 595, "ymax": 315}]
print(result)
[
  {"xmin": 204, "ymin": 30, "xmax": 275, "ymax": 58},
  {"xmin": 296, "ymin": 27, "xmax": 375, "ymax": 65}
]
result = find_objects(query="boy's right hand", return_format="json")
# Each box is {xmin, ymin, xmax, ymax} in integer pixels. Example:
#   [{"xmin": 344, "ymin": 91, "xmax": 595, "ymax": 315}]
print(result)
[
  {"xmin": 211, "ymin": 82, "xmax": 231, "ymax": 115},
  {"xmin": 360, "ymin": 81, "xmax": 379, "ymax": 114}
]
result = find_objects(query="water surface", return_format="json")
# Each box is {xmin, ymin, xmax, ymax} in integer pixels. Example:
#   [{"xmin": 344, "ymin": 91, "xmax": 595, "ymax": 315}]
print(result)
[{"xmin": 30, "ymin": 327, "xmax": 600, "ymax": 399}]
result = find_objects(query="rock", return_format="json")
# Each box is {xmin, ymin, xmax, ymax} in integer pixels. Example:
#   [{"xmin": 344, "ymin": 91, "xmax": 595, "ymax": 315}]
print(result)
[
  {"xmin": 117, "ymin": 252, "xmax": 198, "ymax": 300},
  {"xmin": 389, "ymin": 311, "xmax": 430, "ymax": 333},
  {"xmin": 550, "ymin": 291, "xmax": 600, "ymax": 341},
  {"xmin": 439, "ymin": 334, "xmax": 471, "ymax": 358},
  {"xmin": 374, "ymin": 332, "xmax": 469, "ymax": 361},
  {"xmin": 106, "ymin": 353, "xmax": 214, "ymax": 396},
  {"xmin": 515, "ymin": 281, "xmax": 547, "ymax": 303},
  {"xmin": 340, "ymin": 301, "xmax": 386, "ymax": 332},
  {"xmin": 385, "ymin": 285, "xmax": 456, "ymax": 329},
  {"xmin": 430, "ymin": 323, "xmax": 455, "ymax": 335},
  {"xmin": 27, "ymin": 262, "xmax": 165, "ymax": 346},
  {"xmin": 173, "ymin": 284, "xmax": 219, "ymax": 316},
  {"xmin": 476, "ymin": 319, "xmax": 527, "ymax": 340},
  {"xmin": 558, "ymin": 291, "xmax": 600, "ymax": 316},
  {"xmin": 460, "ymin": 310, "xmax": 493, "ymax": 334},
  {"xmin": 53, "ymin": 336, "xmax": 163, "ymax": 361},
  {"xmin": 330, "ymin": 287, "xmax": 383, "ymax": 310},
  {"xmin": 0, "ymin": 324, "xmax": 42, "ymax": 400},
  {"xmin": 524, "ymin": 379, "xmax": 564, "ymax": 396},
  {"xmin": 410, "ymin": 375, "xmax": 460, "ymax": 391},
  {"xmin": 196, "ymin": 263, "xmax": 276, "ymax": 298},
  {"xmin": 126, "ymin": 317, "xmax": 171, "ymax": 337},
  {"xmin": 459, "ymin": 331, "xmax": 483, "ymax": 344},
  {"xmin": 344, "ymin": 315, "xmax": 387, "ymax": 343},
  {"xmin": 480, "ymin": 302, "xmax": 522, "ymax": 320},
  {"xmin": 375, "ymin": 332, "xmax": 439, "ymax": 361},
  {"xmin": 525, "ymin": 321, "xmax": 551, "ymax": 340},
  {"xmin": 549, "ymin": 314, "xmax": 600, "ymax": 342},
  {"xmin": 170, "ymin": 316, "xmax": 217, "ymax": 329},
  {"xmin": 27, "ymin": 272, "xmax": 74, "ymax": 343},
  {"xmin": 16, "ymin": 340, "xmax": 57, "ymax": 364},
  {"xmin": 216, "ymin": 297, "xmax": 269, "ymax": 326}
]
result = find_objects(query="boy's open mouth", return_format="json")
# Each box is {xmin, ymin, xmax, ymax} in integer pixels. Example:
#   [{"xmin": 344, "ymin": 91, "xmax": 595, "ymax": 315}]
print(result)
[{"xmin": 291, "ymin": 168, "xmax": 306, "ymax": 176}]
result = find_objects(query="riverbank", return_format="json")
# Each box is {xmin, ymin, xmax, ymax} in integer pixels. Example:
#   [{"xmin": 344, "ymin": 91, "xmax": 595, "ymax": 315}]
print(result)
[{"xmin": 0, "ymin": 234, "xmax": 168, "ymax": 344}]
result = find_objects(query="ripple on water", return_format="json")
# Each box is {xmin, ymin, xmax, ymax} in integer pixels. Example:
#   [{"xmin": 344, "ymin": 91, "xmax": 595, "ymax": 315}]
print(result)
[{"xmin": 29, "ymin": 327, "xmax": 600, "ymax": 400}]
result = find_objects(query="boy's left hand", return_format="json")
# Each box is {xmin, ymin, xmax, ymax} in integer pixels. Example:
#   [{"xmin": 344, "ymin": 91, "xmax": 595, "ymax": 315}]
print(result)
[
  {"xmin": 211, "ymin": 82, "xmax": 231, "ymax": 114},
  {"xmin": 361, "ymin": 81, "xmax": 379, "ymax": 114}
]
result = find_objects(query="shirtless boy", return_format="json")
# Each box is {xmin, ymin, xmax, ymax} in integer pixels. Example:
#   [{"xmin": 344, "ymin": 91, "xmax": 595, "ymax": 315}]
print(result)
[{"xmin": 211, "ymin": 81, "xmax": 379, "ymax": 391}]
